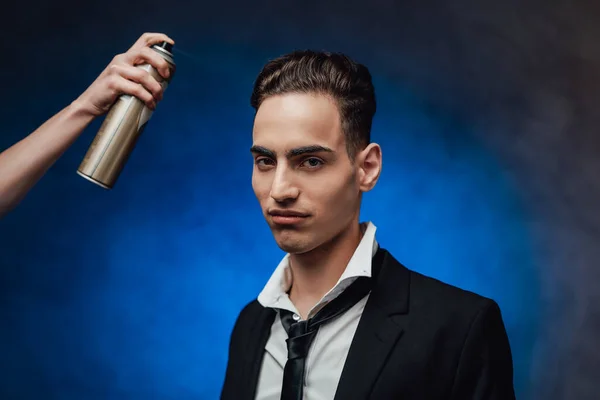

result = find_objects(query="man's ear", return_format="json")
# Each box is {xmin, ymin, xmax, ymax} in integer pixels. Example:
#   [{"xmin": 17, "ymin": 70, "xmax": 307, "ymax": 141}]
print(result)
[{"xmin": 356, "ymin": 143, "xmax": 382, "ymax": 192}]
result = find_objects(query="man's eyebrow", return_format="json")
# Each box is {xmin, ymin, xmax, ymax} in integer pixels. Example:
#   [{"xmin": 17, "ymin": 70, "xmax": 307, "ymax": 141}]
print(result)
[
  {"xmin": 286, "ymin": 145, "xmax": 334, "ymax": 158},
  {"xmin": 250, "ymin": 146, "xmax": 276, "ymax": 159},
  {"xmin": 250, "ymin": 145, "xmax": 334, "ymax": 159}
]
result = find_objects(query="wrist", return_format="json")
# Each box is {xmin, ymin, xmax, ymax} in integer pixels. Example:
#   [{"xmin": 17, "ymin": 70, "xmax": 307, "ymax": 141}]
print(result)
[{"xmin": 68, "ymin": 97, "xmax": 100, "ymax": 121}]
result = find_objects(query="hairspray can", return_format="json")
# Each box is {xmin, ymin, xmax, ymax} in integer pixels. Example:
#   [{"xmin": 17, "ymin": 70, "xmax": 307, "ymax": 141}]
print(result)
[{"xmin": 77, "ymin": 41, "xmax": 176, "ymax": 189}]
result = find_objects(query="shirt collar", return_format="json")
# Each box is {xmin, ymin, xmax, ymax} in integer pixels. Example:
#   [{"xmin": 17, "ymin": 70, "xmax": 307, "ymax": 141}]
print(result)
[{"xmin": 257, "ymin": 221, "xmax": 379, "ymax": 311}]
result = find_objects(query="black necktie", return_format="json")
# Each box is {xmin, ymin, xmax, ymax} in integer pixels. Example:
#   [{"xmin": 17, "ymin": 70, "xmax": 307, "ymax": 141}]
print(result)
[{"xmin": 278, "ymin": 276, "xmax": 373, "ymax": 400}]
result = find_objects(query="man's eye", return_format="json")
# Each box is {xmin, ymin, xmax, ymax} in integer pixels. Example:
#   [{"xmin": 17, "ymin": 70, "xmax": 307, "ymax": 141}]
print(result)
[
  {"xmin": 256, "ymin": 158, "xmax": 275, "ymax": 166},
  {"xmin": 301, "ymin": 158, "xmax": 324, "ymax": 168}
]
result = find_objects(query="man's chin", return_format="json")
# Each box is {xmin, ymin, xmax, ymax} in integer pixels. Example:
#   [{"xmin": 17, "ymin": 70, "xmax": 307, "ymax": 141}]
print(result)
[{"xmin": 273, "ymin": 233, "xmax": 314, "ymax": 255}]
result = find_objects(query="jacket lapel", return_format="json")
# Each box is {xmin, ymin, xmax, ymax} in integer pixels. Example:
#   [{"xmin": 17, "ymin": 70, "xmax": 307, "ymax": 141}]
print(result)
[
  {"xmin": 243, "ymin": 303, "xmax": 276, "ymax": 400},
  {"xmin": 334, "ymin": 248, "xmax": 410, "ymax": 400}
]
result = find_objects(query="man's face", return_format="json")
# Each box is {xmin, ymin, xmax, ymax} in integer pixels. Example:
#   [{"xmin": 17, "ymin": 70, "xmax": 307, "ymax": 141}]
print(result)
[{"xmin": 251, "ymin": 92, "xmax": 362, "ymax": 254}]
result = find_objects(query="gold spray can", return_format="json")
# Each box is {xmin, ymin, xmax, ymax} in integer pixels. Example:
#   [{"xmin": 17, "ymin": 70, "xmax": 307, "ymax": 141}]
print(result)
[{"xmin": 77, "ymin": 41, "xmax": 176, "ymax": 189}]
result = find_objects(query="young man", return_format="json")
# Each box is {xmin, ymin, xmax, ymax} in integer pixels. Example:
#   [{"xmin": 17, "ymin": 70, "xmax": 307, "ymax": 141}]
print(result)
[
  {"xmin": 220, "ymin": 52, "xmax": 516, "ymax": 399},
  {"xmin": 0, "ymin": 33, "xmax": 173, "ymax": 218}
]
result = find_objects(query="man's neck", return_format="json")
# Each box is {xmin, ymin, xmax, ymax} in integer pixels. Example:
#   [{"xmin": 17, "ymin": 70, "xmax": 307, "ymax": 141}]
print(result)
[{"xmin": 288, "ymin": 221, "xmax": 363, "ymax": 319}]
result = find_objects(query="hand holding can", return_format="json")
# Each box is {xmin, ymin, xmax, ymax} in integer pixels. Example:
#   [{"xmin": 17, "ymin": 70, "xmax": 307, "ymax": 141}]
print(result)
[{"xmin": 76, "ymin": 32, "xmax": 176, "ymax": 189}]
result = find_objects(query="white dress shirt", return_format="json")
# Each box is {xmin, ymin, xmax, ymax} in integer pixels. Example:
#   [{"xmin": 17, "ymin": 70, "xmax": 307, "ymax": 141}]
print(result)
[{"xmin": 255, "ymin": 222, "xmax": 379, "ymax": 400}]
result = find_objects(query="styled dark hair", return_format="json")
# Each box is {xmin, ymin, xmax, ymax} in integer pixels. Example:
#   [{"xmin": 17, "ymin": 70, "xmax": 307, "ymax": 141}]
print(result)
[{"xmin": 250, "ymin": 50, "xmax": 376, "ymax": 158}]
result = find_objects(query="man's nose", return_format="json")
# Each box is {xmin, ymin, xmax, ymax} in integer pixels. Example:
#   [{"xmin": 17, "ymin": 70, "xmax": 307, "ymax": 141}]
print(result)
[{"xmin": 270, "ymin": 167, "xmax": 299, "ymax": 203}]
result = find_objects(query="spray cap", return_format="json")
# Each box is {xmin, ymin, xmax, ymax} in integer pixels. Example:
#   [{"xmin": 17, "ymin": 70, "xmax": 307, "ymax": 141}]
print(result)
[{"xmin": 152, "ymin": 41, "xmax": 173, "ymax": 55}]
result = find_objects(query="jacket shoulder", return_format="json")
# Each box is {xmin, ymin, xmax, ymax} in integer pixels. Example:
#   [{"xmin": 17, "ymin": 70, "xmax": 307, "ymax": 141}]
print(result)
[
  {"xmin": 384, "ymin": 250, "xmax": 500, "ymax": 321},
  {"xmin": 411, "ymin": 269, "xmax": 494, "ymax": 311},
  {"xmin": 231, "ymin": 299, "xmax": 265, "ymax": 337}
]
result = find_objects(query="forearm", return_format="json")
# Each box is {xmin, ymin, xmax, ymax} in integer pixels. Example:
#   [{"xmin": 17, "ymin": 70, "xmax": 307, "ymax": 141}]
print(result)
[{"xmin": 0, "ymin": 100, "xmax": 95, "ymax": 217}]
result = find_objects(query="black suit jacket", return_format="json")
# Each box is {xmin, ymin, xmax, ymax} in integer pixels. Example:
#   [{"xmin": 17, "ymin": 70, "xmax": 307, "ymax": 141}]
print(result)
[{"xmin": 221, "ymin": 248, "xmax": 516, "ymax": 399}]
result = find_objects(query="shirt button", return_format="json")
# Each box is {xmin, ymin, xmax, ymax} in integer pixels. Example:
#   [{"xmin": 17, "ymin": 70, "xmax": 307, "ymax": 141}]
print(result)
[{"xmin": 293, "ymin": 313, "xmax": 300, "ymax": 321}]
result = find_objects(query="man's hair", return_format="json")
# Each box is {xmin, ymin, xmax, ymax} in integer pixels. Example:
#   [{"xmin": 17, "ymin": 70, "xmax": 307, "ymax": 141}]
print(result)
[{"xmin": 250, "ymin": 50, "xmax": 376, "ymax": 158}]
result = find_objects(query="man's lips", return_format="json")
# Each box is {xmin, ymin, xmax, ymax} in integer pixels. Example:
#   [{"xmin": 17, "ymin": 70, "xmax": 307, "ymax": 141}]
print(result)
[
  {"xmin": 268, "ymin": 210, "xmax": 310, "ymax": 225},
  {"xmin": 268, "ymin": 209, "xmax": 309, "ymax": 217}
]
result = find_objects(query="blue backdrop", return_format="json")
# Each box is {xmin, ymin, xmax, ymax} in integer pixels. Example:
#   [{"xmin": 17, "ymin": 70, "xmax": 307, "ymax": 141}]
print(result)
[{"xmin": 4, "ymin": 0, "xmax": 598, "ymax": 399}]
